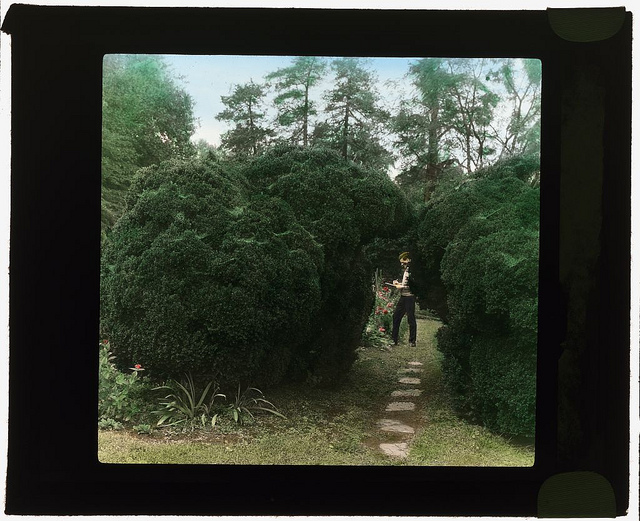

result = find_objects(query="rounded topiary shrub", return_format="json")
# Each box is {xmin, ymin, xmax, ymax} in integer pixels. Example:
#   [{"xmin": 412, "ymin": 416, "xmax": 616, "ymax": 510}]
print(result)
[
  {"xmin": 410, "ymin": 153, "xmax": 540, "ymax": 436},
  {"xmin": 240, "ymin": 146, "xmax": 413, "ymax": 382},
  {"xmin": 100, "ymin": 157, "xmax": 323, "ymax": 386},
  {"xmin": 434, "ymin": 324, "xmax": 473, "ymax": 408},
  {"xmin": 101, "ymin": 148, "xmax": 412, "ymax": 387}
]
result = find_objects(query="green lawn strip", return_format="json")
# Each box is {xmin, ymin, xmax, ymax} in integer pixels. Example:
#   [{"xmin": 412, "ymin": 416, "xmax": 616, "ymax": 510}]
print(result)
[
  {"xmin": 408, "ymin": 417, "xmax": 535, "ymax": 467},
  {"xmin": 98, "ymin": 428, "xmax": 390, "ymax": 465}
]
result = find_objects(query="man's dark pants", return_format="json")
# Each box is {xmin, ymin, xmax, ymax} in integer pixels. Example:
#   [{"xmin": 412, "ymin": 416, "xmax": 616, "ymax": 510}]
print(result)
[{"xmin": 391, "ymin": 295, "xmax": 417, "ymax": 344}]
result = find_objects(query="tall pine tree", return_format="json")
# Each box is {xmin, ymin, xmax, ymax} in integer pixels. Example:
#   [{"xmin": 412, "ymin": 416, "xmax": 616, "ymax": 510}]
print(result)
[
  {"xmin": 216, "ymin": 81, "xmax": 273, "ymax": 157},
  {"xmin": 315, "ymin": 58, "xmax": 392, "ymax": 172},
  {"xmin": 489, "ymin": 59, "xmax": 542, "ymax": 160},
  {"xmin": 392, "ymin": 58, "xmax": 461, "ymax": 201},
  {"xmin": 266, "ymin": 56, "xmax": 327, "ymax": 147},
  {"xmin": 445, "ymin": 58, "xmax": 500, "ymax": 173}
]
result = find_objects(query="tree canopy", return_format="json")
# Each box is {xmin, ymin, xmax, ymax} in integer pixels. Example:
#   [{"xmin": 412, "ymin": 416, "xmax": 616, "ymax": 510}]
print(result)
[
  {"xmin": 216, "ymin": 81, "xmax": 274, "ymax": 157},
  {"xmin": 315, "ymin": 58, "xmax": 393, "ymax": 171},
  {"xmin": 266, "ymin": 56, "xmax": 327, "ymax": 147}
]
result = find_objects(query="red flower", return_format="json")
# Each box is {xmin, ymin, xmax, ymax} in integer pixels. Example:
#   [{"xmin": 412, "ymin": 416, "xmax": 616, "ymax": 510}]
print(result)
[
  {"xmin": 387, "ymin": 302, "xmax": 393, "ymax": 307},
  {"xmin": 383, "ymin": 309, "xmax": 388, "ymax": 314},
  {"xmin": 102, "ymin": 339, "xmax": 108, "ymax": 344},
  {"xmin": 379, "ymin": 327, "xmax": 386, "ymax": 332},
  {"xmin": 134, "ymin": 364, "xmax": 142, "ymax": 369},
  {"xmin": 383, "ymin": 286, "xmax": 390, "ymax": 292}
]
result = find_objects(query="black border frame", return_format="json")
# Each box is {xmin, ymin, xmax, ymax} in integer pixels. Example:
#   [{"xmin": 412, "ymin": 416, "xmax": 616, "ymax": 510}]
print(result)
[{"xmin": 2, "ymin": 5, "xmax": 631, "ymax": 516}]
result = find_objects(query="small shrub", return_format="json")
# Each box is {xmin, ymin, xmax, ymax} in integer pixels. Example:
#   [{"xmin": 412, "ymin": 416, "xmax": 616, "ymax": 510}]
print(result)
[
  {"xmin": 98, "ymin": 418, "xmax": 124, "ymax": 431},
  {"xmin": 133, "ymin": 424, "xmax": 153, "ymax": 435},
  {"xmin": 361, "ymin": 325, "xmax": 387, "ymax": 349},
  {"xmin": 361, "ymin": 270, "xmax": 395, "ymax": 347},
  {"xmin": 98, "ymin": 341, "xmax": 152, "ymax": 423}
]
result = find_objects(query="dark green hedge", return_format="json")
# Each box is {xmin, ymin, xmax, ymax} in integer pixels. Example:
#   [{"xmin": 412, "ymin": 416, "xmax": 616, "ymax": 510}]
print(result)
[
  {"xmin": 411, "ymin": 154, "xmax": 540, "ymax": 436},
  {"xmin": 101, "ymin": 147, "xmax": 411, "ymax": 387},
  {"xmin": 240, "ymin": 146, "xmax": 413, "ymax": 382}
]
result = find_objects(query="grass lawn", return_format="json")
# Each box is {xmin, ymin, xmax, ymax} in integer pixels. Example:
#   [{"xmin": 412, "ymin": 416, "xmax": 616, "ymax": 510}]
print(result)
[{"xmin": 98, "ymin": 317, "xmax": 535, "ymax": 466}]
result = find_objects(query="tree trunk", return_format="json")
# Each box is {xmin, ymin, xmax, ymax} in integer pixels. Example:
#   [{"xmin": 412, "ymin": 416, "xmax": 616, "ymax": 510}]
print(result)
[
  {"xmin": 248, "ymin": 98, "xmax": 256, "ymax": 155},
  {"xmin": 342, "ymin": 99, "xmax": 349, "ymax": 160},
  {"xmin": 303, "ymin": 84, "xmax": 309, "ymax": 147},
  {"xmin": 427, "ymin": 104, "xmax": 440, "ymax": 167}
]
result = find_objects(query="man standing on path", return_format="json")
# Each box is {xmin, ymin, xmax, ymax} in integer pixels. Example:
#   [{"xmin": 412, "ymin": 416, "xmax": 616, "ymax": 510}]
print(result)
[{"xmin": 388, "ymin": 251, "xmax": 417, "ymax": 349}]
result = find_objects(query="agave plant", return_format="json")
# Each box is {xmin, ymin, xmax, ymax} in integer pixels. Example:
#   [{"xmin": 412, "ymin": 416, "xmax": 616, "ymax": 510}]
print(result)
[
  {"xmin": 152, "ymin": 374, "xmax": 225, "ymax": 430},
  {"xmin": 227, "ymin": 385, "xmax": 286, "ymax": 425}
]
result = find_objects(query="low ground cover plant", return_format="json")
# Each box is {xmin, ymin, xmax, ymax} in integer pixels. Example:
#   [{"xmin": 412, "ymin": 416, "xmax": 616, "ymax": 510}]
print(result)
[
  {"xmin": 153, "ymin": 374, "xmax": 226, "ymax": 429},
  {"xmin": 226, "ymin": 385, "xmax": 287, "ymax": 425}
]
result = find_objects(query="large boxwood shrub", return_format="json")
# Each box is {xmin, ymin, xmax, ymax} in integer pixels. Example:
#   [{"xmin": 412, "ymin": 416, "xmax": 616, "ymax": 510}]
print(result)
[
  {"xmin": 101, "ymin": 157, "xmax": 323, "ymax": 386},
  {"xmin": 410, "ymin": 154, "xmax": 540, "ymax": 436},
  {"xmin": 101, "ymin": 147, "xmax": 412, "ymax": 387},
  {"xmin": 240, "ymin": 146, "xmax": 413, "ymax": 382}
]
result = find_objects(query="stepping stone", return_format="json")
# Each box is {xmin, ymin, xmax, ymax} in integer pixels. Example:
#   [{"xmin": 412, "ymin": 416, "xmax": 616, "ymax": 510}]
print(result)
[
  {"xmin": 386, "ymin": 401, "xmax": 416, "ymax": 411},
  {"xmin": 380, "ymin": 442, "xmax": 409, "ymax": 458},
  {"xmin": 377, "ymin": 419, "xmax": 415, "ymax": 434},
  {"xmin": 399, "ymin": 367, "xmax": 423, "ymax": 373},
  {"xmin": 391, "ymin": 389, "xmax": 422, "ymax": 397},
  {"xmin": 399, "ymin": 377, "xmax": 421, "ymax": 385},
  {"xmin": 408, "ymin": 361, "xmax": 423, "ymax": 366}
]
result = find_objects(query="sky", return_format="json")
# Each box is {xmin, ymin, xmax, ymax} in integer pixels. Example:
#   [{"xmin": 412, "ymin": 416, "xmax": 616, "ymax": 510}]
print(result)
[{"xmin": 159, "ymin": 54, "xmax": 418, "ymax": 146}]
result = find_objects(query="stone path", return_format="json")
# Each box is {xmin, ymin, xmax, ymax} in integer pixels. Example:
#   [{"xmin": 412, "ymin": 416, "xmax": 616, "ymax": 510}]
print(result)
[{"xmin": 377, "ymin": 360, "xmax": 424, "ymax": 459}]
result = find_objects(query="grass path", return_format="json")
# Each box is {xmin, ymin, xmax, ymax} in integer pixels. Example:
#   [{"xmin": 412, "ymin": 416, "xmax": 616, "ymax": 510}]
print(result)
[{"xmin": 98, "ymin": 317, "xmax": 535, "ymax": 466}]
